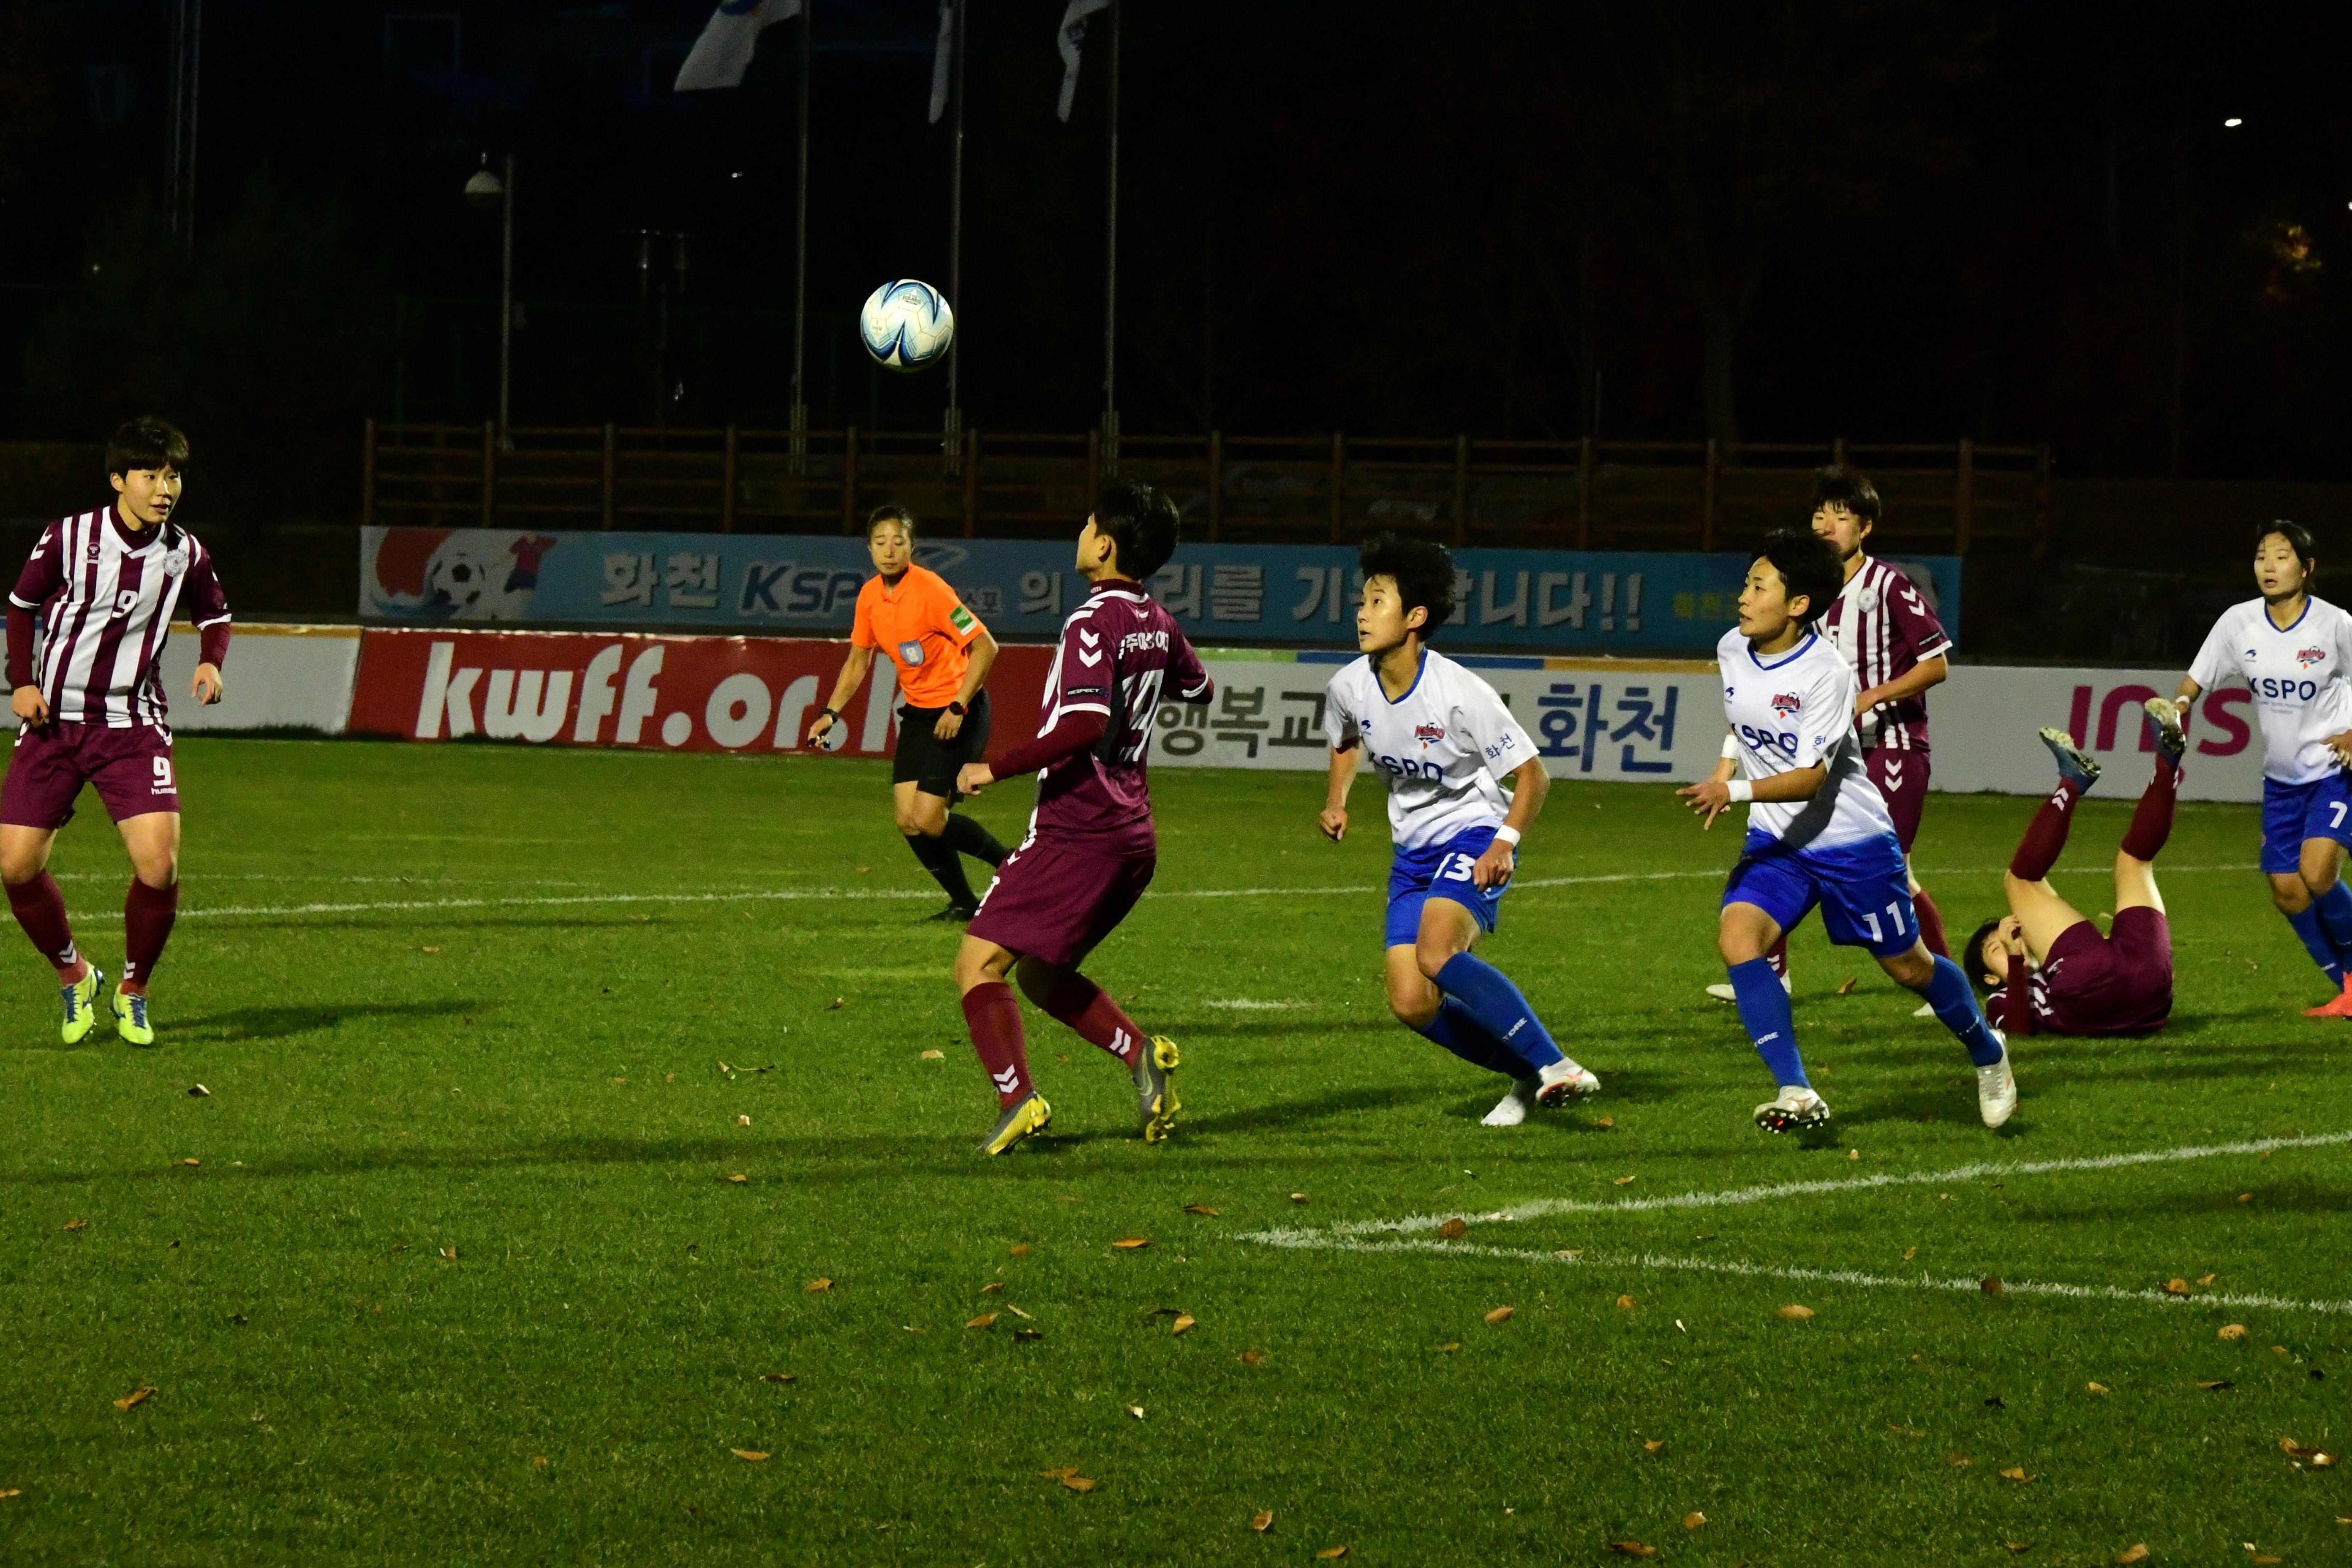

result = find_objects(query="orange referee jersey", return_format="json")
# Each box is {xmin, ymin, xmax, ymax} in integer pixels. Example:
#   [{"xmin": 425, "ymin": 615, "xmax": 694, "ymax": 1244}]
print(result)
[{"xmin": 850, "ymin": 564, "xmax": 985, "ymax": 708}]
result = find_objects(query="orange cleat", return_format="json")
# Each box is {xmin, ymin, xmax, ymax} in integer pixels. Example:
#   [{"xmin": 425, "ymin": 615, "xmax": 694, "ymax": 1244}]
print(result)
[{"xmin": 2303, "ymin": 977, "xmax": 2352, "ymax": 1018}]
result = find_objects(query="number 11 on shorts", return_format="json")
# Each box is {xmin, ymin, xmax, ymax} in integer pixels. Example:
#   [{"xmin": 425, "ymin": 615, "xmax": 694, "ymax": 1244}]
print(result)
[{"xmin": 1862, "ymin": 900, "xmax": 1908, "ymax": 944}]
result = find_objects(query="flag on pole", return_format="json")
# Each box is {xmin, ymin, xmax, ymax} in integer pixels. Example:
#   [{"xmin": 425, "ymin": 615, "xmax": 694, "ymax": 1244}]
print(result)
[
  {"xmin": 928, "ymin": 1, "xmax": 954, "ymax": 124},
  {"xmin": 675, "ymin": 0, "xmax": 803, "ymax": 92},
  {"xmin": 1056, "ymin": 0, "xmax": 1111, "ymax": 122}
]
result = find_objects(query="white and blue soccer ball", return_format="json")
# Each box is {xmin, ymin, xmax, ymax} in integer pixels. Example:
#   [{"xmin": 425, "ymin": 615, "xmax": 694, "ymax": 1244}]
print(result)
[{"xmin": 858, "ymin": 279, "xmax": 955, "ymax": 371}]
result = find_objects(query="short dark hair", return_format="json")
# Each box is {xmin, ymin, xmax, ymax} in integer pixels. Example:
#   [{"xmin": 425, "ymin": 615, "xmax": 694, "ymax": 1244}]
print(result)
[
  {"xmin": 1963, "ymin": 918, "xmax": 2006, "ymax": 995},
  {"xmin": 2258, "ymin": 519, "xmax": 2317, "ymax": 578},
  {"xmin": 1094, "ymin": 482, "xmax": 1181, "ymax": 580},
  {"xmin": 1753, "ymin": 528, "xmax": 1844, "ymax": 627},
  {"xmin": 1358, "ymin": 531, "xmax": 1457, "ymax": 638},
  {"xmin": 866, "ymin": 504, "xmax": 917, "ymax": 541},
  {"xmin": 1812, "ymin": 463, "xmax": 1881, "ymax": 526},
  {"xmin": 106, "ymin": 416, "xmax": 189, "ymax": 480}
]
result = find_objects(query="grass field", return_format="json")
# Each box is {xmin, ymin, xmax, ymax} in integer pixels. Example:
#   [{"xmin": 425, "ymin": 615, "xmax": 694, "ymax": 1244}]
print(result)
[{"xmin": 3, "ymin": 738, "xmax": 2347, "ymax": 1566}]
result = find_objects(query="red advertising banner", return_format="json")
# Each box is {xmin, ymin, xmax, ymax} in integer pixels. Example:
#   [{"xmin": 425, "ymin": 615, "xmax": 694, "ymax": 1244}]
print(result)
[{"xmin": 347, "ymin": 629, "xmax": 1051, "ymax": 757}]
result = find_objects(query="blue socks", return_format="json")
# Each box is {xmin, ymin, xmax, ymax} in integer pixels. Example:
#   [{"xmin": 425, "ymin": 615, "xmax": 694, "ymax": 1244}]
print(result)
[
  {"xmin": 1416, "ymin": 997, "xmax": 1529, "ymax": 1078},
  {"xmin": 2284, "ymin": 903, "xmax": 2345, "ymax": 988},
  {"xmin": 1432, "ymin": 952, "xmax": 1564, "ymax": 1072},
  {"xmin": 2314, "ymin": 883, "xmax": 2352, "ymax": 974},
  {"xmin": 1923, "ymin": 954, "xmax": 2007, "ymax": 1067},
  {"xmin": 1727, "ymin": 956, "xmax": 1807, "ymax": 1089}
]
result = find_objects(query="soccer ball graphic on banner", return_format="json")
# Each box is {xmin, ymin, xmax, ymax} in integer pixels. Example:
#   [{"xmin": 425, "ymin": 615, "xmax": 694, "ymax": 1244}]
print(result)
[{"xmin": 858, "ymin": 280, "xmax": 955, "ymax": 370}]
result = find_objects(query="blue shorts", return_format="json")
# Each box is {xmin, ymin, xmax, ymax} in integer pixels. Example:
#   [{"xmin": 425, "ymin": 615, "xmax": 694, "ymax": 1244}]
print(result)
[
  {"xmin": 2260, "ymin": 774, "xmax": 2352, "ymax": 874},
  {"xmin": 1723, "ymin": 829, "xmax": 1916, "ymax": 958},
  {"xmin": 1385, "ymin": 826, "xmax": 1508, "ymax": 947}
]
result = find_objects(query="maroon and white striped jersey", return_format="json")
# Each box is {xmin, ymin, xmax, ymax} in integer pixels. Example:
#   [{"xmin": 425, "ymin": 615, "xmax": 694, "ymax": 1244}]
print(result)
[
  {"xmin": 10, "ymin": 506, "xmax": 230, "ymax": 728},
  {"xmin": 1818, "ymin": 555, "xmax": 1952, "ymax": 753}
]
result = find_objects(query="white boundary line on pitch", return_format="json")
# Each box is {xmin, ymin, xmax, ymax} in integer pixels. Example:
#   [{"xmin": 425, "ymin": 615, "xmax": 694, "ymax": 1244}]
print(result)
[
  {"xmin": 54, "ymin": 862, "xmax": 2261, "ymax": 923},
  {"xmin": 1245, "ymin": 1236, "xmax": 2352, "ymax": 1318},
  {"xmin": 1239, "ymin": 1128, "xmax": 2352, "ymax": 1246}
]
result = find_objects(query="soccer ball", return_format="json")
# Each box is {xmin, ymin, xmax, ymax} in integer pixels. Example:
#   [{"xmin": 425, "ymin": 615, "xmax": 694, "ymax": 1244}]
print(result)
[{"xmin": 859, "ymin": 279, "xmax": 955, "ymax": 371}]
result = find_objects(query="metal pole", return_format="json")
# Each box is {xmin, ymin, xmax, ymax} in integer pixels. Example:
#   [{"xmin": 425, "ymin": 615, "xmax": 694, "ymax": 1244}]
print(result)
[
  {"xmin": 791, "ymin": 0, "xmax": 813, "ymax": 473},
  {"xmin": 1101, "ymin": 0, "xmax": 1120, "ymax": 472},
  {"xmin": 498, "ymin": 154, "xmax": 514, "ymax": 445},
  {"xmin": 944, "ymin": 0, "xmax": 966, "ymax": 472},
  {"xmin": 166, "ymin": 0, "xmax": 203, "ymax": 256}
]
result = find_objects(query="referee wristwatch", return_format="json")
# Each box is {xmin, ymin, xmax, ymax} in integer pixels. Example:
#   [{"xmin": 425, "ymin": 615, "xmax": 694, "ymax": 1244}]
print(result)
[{"xmin": 946, "ymin": 700, "xmax": 967, "ymax": 716}]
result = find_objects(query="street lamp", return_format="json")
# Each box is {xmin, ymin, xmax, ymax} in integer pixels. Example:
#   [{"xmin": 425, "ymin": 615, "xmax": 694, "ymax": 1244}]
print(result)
[{"xmin": 466, "ymin": 153, "xmax": 515, "ymax": 446}]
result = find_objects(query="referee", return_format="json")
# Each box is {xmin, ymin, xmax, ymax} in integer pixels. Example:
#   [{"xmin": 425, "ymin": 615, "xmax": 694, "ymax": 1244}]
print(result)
[{"xmin": 808, "ymin": 506, "xmax": 1007, "ymax": 919}]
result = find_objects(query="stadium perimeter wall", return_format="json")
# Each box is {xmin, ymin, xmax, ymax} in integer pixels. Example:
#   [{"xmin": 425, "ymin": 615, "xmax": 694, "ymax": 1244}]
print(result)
[{"xmin": 156, "ymin": 626, "xmax": 2265, "ymax": 803}]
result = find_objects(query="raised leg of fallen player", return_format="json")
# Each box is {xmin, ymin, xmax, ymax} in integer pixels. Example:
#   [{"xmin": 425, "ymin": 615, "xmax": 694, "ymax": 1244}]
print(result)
[{"xmin": 1, "ymin": 811, "xmax": 180, "ymax": 1045}]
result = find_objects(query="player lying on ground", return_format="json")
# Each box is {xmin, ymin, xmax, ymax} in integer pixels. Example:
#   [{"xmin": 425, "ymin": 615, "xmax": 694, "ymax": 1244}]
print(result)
[
  {"xmin": 3, "ymin": 416, "xmax": 229, "ymax": 1046},
  {"xmin": 1678, "ymin": 529, "xmax": 2014, "ymax": 1132},
  {"xmin": 1963, "ymin": 704, "xmax": 2182, "ymax": 1037},
  {"xmin": 2172, "ymin": 520, "xmax": 2352, "ymax": 1019},
  {"xmin": 1318, "ymin": 533, "xmax": 1599, "ymax": 1127},
  {"xmin": 950, "ymin": 484, "xmax": 1213, "ymax": 1155},
  {"xmin": 1705, "ymin": 464, "xmax": 1957, "ymax": 1011},
  {"xmin": 808, "ymin": 506, "xmax": 1006, "ymax": 920}
]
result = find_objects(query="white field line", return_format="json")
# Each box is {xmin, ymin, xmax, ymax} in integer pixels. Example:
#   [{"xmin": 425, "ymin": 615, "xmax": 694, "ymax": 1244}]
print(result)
[
  {"xmin": 58, "ymin": 862, "xmax": 2260, "ymax": 923},
  {"xmin": 1240, "ymin": 1128, "xmax": 2352, "ymax": 1247},
  {"xmin": 1249, "ymin": 1235, "xmax": 2352, "ymax": 1318}
]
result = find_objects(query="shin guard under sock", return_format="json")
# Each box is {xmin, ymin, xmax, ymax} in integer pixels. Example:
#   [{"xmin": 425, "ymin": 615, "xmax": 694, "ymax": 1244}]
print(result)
[
  {"xmin": 2288, "ymin": 902, "xmax": 2349, "ymax": 988},
  {"xmin": 2119, "ymin": 754, "xmax": 2180, "ymax": 863},
  {"xmin": 6, "ymin": 872, "xmax": 79, "ymax": 975},
  {"xmin": 1924, "ymin": 955, "xmax": 2006, "ymax": 1067},
  {"xmin": 906, "ymin": 832, "xmax": 980, "ymax": 907},
  {"xmin": 2009, "ymin": 777, "xmax": 2085, "ymax": 882},
  {"xmin": 1728, "ymin": 956, "xmax": 1807, "ymax": 1088},
  {"xmin": 2312, "ymin": 882, "xmax": 2352, "ymax": 969},
  {"xmin": 1041, "ymin": 973, "xmax": 1143, "ymax": 1065},
  {"xmin": 942, "ymin": 813, "xmax": 1006, "ymax": 867},
  {"xmin": 1416, "ymin": 997, "xmax": 1530, "ymax": 1078},
  {"xmin": 1432, "ymin": 951, "xmax": 1564, "ymax": 1072},
  {"xmin": 1912, "ymin": 887, "xmax": 1950, "ymax": 959},
  {"xmin": 960, "ymin": 981, "xmax": 1033, "ymax": 1106},
  {"xmin": 122, "ymin": 879, "xmax": 179, "ymax": 991}
]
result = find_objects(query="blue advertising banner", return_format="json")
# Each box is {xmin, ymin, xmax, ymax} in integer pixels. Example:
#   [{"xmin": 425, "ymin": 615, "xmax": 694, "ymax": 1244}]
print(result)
[{"xmin": 360, "ymin": 527, "xmax": 1960, "ymax": 653}]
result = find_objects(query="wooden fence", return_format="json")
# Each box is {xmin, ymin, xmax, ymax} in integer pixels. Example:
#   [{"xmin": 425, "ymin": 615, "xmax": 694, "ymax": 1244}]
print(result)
[{"xmin": 362, "ymin": 422, "xmax": 2050, "ymax": 555}]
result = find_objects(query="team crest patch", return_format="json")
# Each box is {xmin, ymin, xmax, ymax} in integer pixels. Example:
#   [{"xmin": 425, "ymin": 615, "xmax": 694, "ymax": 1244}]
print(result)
[
  {"xmin": 898, "ymin": 639, "xmax": 926, "ymax": 666},
  {"xmin": 1413, "ymin": 721, "xmax": 1446, "ymax": 747},
  {"xmin": 1770, "ymin": 692, "xmax": 1803, "ymax": 716},
  {"xmin": 949, "ymin": 604, "xmax": 976, "ymax": 634},
  {"xmin": 2298, "ymin": 646, "xmax": 2327, "ymax": 668},
  {"xmin": 159, "ymin": 547, "xmax": 189, "ymax": 578}
]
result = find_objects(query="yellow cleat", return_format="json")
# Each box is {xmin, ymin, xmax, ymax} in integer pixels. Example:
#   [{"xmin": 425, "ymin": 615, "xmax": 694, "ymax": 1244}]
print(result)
[
  {"xmin": 1136, "ymin": 1035, "xmax": 1180, "ymax": 1143},
  {"xmin": 60, "ymin": 965, "xmax": 103, "ymax": 1045},
  {"xmin": 112, "ymin": 987, "xmax": 155, "ymax": 1047},
  {"xmin": 978, "ymin": 1092, "xmax": 1052, "ymax": 1156}
]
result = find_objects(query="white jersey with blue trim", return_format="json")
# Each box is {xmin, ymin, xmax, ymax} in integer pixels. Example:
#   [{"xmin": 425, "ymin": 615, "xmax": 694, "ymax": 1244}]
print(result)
[
  {"xmin": 1325, "ymin": 649, "xmax": 1539, "ymax": 852},
  {"xmin": 2187, "ymin": 596, "xmax": 2352, "ymax": 785},
  {"xmin": 1716, "ymin": 625, "xmax": 1898, "ymax": 850}
]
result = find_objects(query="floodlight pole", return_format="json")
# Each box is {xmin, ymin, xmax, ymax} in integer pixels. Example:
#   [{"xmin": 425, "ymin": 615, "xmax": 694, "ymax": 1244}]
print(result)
[
  {"xmin": 1101, "ymin": 0, "xmax": 1120, "ymax": 476},
  {"xmin": 791, "ymin": 0, "xmax": 814, "ymax": 474},
  {"xmin": 943, "ymin": 0, "xmax": 967, "ymax": 474},
  {"xmin": 165, "ymin": 0, "xmax": 202, "ymax": 256},
  {"xmin": 498, "ymin": 153, "xmax": 515, "ymax": 446}
]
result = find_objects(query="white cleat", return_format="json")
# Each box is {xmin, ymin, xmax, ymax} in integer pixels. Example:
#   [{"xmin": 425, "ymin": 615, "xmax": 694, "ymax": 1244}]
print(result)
[
  {"xmin": 1706, "ymin": 973, "xmax": 1793, "ymax": 1003},
  {"xmin": 1482, "ymin": 1080, "xmax": 1538, "ymax": 1127},
  {"xmin": 1536, "ymin": 1058, "xmax": 1601, "ymax": 1106},
  {"xmin": 1753, "ymin": 1087, "xmax": 1831, "ymax": 1133},
  {"xmin": 1976, "ymin": 1037, "xmax": 2017, "ymax": 1128},
  {"xmin": 1912, "ymin": 1001, "xmax": 1936, "ymax": 1018}
]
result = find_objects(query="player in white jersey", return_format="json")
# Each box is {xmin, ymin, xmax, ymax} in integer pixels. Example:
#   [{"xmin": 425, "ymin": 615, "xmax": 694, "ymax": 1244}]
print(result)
[
  {"xmin": 2, "ymin": 417, "xmax": 229, "ymax": 1048},
  {"xmin": 1319, "ymin": 534, "xmax": 1599, "ymax": 1127},
  {"xmin": 2175, "ymin": 521, "xmax": 2352, "ymax": 1017},
  {"xmin": 1678, "ymin": 530, "xmax": 2012, "ymax": 1132}
]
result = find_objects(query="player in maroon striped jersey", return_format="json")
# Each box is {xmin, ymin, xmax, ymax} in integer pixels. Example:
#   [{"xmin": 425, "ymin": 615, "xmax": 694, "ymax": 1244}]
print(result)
[
  {"xmin": 1708, "ymin": 464, "xmax": 1956, "ymax": 1008},
  {"xmin": 950, "ymin": 484, "xmax": 1214, "ymax": 1155},
  {"xmin": 2, "ymin": 417, "xmax": 229, "ymax": 1046}
]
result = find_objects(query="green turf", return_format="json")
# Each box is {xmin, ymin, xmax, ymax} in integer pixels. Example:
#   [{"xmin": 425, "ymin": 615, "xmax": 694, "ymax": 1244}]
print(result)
[{"xmin": 2, "ymin": 739, "xmax": 2346, "ymax": 1565}]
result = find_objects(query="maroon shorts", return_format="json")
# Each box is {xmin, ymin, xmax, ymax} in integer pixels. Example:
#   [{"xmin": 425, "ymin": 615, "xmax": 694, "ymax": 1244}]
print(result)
[
  {"xmin": 2042, "ymin": 908, "xmax": 2173, "ymax": 1035},
  {"xmin": 1865, "ymin": 747, "xmax": 1930, "ymax": 852},
  {"xmin": 966, "ymin": 836, "xmax": 1156, "ymax": 969},
  {"xmin": 1, "ymin": 721, "xmax": 179, "ymax": 830}
]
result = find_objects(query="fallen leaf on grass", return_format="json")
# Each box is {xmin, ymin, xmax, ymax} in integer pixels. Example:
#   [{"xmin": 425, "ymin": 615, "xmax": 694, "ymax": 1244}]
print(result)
[
  {"xmin": 1596, "ymin": 1116, "xmax": 1616, "ymax": 1129},
  {"xmin": 1112, "ymin": 1238, "xmax": 1152, "ymax": 1250},
  {"xmin": 967, "ymin": 1313, "xmax": 999, "ymax": 1330},
  {"xmin": 114, "ymin": 1387, "xmax": 155, "ymax": 1412},
  {"xmin": 730, "ymin": 1448, "xmax": 769, "ymax": 1462},
  {"xmin": 1904, "ymin": 1247, "xmax": 1918, "ymax": 1261},
  {"xmin": 1607, "ymin": 1543, "xmax": 1658, "ymax": 1559},
  {"xmin": 63, "ymin": 1219, "xmax": 87, "ymax": 1233},
  {"xmin": 980, "ymin": 1281, "xmax": 1004, "ymax": 1296},
  {"xmin": 529, "ymin": 1455, "xmax": 549, "ymax": 1470},
  {"xmin": 1038, "ymin": 1466, "xmax": 1080, "ymax": 1480},
  {"xmin": 1778, "ymin": 1304, "xmax": 1814, "ymax": 1320},
  {"xmin": 2006, "ymin": 1545, "xmax": 2028, "ymax": 1555},
  {"xmin": 1434, "ymin": 1342, "xmax": 1462, "ymax": 1354},
  {"xmin": 1836, "ymin": 975, "xmax": 1858, "ymax": 995},
  {"xmin": 1060, "ymin": 1475, "xmax": 1095, "ymax": 1493},
  {"xmin": 736, "ymin": 1115, "xmax": 751, "ymax": 1127},
  {"xmin": 1127, "ymin": 1405, "xmax": 1144, "ymax": 1420},
  {"xmin": 2164, "ymin": 1278, "xmax": 2191, "ymax": 1296},
  {"xmin": 1314, "ymin": 1548, "xmax": 1349, "ymax": 1561},
  {"xmin": 1981, "ymin": 1277, "xmax": 2004, "ymax": 1295},
  {"xmin": 1012, "ymin": 1328, "xmax": 1042, "ymax": 1342},
  {"xmin": 2219, "ymin": 1323, "xmax": 2248, "ymax": 1341},
  {"xmin": 1438, "ymin": 1218, "xmax": 1468, "ymax": 1240},
  {"xmin": 805, "ymin": 1278, "xmax": 833, "ymax": 1293},
  {"xmin": 1184, "ymin": 1204, "xmax": 1220, "ymax": 1216},
  {"xmin": 420, "ymin": 946, "xmax": 441, "ymax": 954},
  {"xmin": 1613, "ymin": 1175, "xmax": 1636, "ymax": 1186},
  {"xmin": 2114, "ymin": 1549, "xmax": 2148, "ymax": 1567},
  {"xmin": 2198, "ymin": 1379, "xmax": 2235, "ymax": 1391},
  {"xmin": 761, "ymin": 1372, "xmax": 794, "ymax": 1384},
  {"xmin": 0, "ymin": 1489, "xmax": 22, "ymax": 1500},
  {"xmin": 1998, "ymin": 1467, "xmax": 2033, "ymax": 1484},
  {"xmin": 1240, "ymin": 1350, "xmax": 1265, "ymax": 1366},
  {"xmin": 1556, "ymin": 1249, "xmax": 1585, "ymax": 1259},
  {"xmin": 1250, "ymin": 1509, "xmax": 1274, "ymax": 1533},
  {"xmin": 188, "ymin": 1084, "xmax": 209, "ymax": 1098},
  {"xmin": 1010, "ymin": 1244, "xmax": 1031, "ymax": 1256},
  {"xmin": 920, "ymin": 1049, "xmax": 945, "ymax": 1060},
  {"xmin": 2087, "ymin": 1382, "xmax": 2110, "ymax": 1395},
  {"xmin": 2238, "ymin": 1192, "xmax": 2253, "ymax": 1204},
  {"xmin": 825, "ymin": 997, "xmax": 847, "ymax": 1010},
  {"xmin": 2253, "ymin": 1557, "xmax": 2281, "ymax": 1566},
  {"xmin": 1004, "ymin": 1304, "xmax": 1034, "ymax": 1320},
  {"xmin": 179, "ymin": 1158, "xmax": 199, "ymax": 1168},
  {"xmin": 1848, "ymin": 1149, "xmax": 1861, "ymax": 1161},
  {"xmin": 441, "ymin": 1246, "xmax": 458, "ymax": 1260},
  {"xmin": 1289, "ymin": 1192, "xmax": 1309, "ymax": 1204},
  {"xmin": 725, "ymin": 1174, "xmax": 748, "ymax": 1184},
  {"xmin": 1643, "ymin": 1439, "xmax": 1665, "ymax": 1454},
  {"xmin": 1948, "ymin": 1453, "xmax": 1972, "ymax": 1467},
  {"xmin": 2197, "ymin": 1272, "xmax": 2217, "ymax": 1285},
  {"xmin": 1171, "ymin": 1315, "xmax": 1197, "ymax": 1336}
]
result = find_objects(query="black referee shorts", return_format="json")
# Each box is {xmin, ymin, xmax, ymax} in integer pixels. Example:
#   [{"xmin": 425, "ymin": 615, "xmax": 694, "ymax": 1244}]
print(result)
[{"xmin": 891, "ymin": 691, "xmax": 992, "ymax": 798}]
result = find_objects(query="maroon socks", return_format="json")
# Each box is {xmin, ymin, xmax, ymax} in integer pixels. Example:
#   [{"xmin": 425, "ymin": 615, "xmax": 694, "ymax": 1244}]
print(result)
[
  {"xmin": 961, "ymin": 981, "xmax": 1032, "ymax": 1106},
  {"xmin": 1764, "ymin": 934, "xmax": 1788, "ymax": 980},
  {"xmin": 1913, "ymin": 887, "xmax": 1950, "ymax": 958},
  {"xmin": 2009, "ymin": 777, "xmax": 2085, "ymax": 882},
  {"xmin": 122, "ymin": 878, "xmax": 179, "ymax": 993},
  {"xmin": 1041, "ymin": 974, "xmax": 1143, "ymax": 1065},
  {"xmin": 7, "ymin": 872, "xmax": 80, "ymax": 977},
  {"xmin": 2120, "ymin": 754, "xmax": 2180, "ymax": 863}
]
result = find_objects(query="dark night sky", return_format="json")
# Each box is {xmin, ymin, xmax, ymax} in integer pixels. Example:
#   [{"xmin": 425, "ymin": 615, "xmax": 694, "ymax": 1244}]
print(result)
[{"xmin": 3, "ymin": 0, "xmax": 2350, "ymax": 511}]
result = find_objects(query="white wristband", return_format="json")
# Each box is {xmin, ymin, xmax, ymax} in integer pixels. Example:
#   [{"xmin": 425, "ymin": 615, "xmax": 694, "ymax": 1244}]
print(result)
[
  {"xmin": 1492, "ymin": 825, "xmax": 1522, "ymax": 848},
  {"xmin": 1726, "ymin": 779, "xmax": 1754, "ymax": 803},
  {"xmin": 1722, "ymin": 733, "xmax": 1740, "ymax": 759}
]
